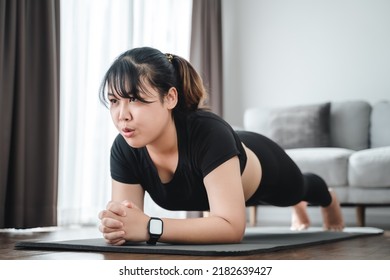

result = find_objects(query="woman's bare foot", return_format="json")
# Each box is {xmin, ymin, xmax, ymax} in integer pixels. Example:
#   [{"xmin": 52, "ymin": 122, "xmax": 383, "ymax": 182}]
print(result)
[
  {"xmin": 291, "ymin": 201, "xmax": 311, "ymax": 231},
  {"xmin": 321, "ymin": 190, "xmax": 344, "ymax": 231}
]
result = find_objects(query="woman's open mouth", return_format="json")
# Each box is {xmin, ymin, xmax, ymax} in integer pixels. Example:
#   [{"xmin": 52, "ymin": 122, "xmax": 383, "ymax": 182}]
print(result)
[{"xmin": 122, "ymin": 127, "xmax": 135, "ymax": 138}]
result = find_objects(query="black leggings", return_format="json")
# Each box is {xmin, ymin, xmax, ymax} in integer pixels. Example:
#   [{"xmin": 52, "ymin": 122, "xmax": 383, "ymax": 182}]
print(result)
[{"xmin": 237, "ymin": 131, "xmax": 332, "ymax": 207}]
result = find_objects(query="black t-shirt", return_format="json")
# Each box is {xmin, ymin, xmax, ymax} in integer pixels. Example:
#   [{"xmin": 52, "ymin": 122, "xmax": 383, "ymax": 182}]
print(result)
[{"xmin": 110, "ymin": 110, "xmax": 247, "ymax": 211}]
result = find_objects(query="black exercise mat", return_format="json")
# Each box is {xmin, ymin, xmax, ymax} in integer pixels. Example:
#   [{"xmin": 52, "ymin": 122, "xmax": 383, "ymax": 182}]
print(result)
[{"xmin": 15, "ymin": 227, "xmax": 383, "ymax": 256}]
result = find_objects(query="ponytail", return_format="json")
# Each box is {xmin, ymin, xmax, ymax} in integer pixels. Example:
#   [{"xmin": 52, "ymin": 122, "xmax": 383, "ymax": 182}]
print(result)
[{"xmin": 170, "ymin": 55, "xmax": 208, "ymax": 112}]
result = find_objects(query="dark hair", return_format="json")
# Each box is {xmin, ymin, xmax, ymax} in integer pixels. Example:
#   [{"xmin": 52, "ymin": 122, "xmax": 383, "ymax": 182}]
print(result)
[{"xmin": 99, "ymin": 47, "xmax": 208, "ymax": 114}]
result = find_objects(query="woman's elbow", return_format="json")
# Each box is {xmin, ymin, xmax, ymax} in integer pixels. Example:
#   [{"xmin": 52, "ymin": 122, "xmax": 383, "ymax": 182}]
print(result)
[{"xmin": 227, "ymin": 222, "xmax": 246, "ymax": 244}]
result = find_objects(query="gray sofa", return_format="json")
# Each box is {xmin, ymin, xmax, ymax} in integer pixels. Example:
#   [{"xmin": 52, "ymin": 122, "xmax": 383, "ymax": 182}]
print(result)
[{"xmin": 244, "ymin": 100, "xmax": 390, "ymax": 226}]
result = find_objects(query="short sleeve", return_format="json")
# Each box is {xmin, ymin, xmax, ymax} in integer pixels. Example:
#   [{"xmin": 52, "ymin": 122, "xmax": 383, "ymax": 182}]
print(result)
[
  {"xmin": 190, "ymin": 116, "xmax": 244, "ymax": 177},
  {"xmin": 110, "ymin": 134, "xmax": 141, "ymax": 184}
]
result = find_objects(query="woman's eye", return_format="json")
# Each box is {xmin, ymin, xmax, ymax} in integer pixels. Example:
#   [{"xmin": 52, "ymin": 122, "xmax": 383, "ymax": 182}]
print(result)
[
  {"xmin": 109, "ymin": 99, "xmax": 118, "ymax": 104},
  {"xmin": 129, "ymin": 97, "xmax": 138, "ymax": 102}
]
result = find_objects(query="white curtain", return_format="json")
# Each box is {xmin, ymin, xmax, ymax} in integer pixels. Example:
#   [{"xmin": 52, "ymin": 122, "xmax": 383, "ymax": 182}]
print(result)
[
  {"xmin": 59, "ymin": 0, "xmax": 192, "ymax": 226},
  {"xmin": 132, "ymin": 0, "xmax": 192, "ymax": 53}
]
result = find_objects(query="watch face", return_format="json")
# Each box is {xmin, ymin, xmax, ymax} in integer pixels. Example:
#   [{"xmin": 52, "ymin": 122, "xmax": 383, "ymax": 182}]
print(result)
[{"xmin": 149, "ymin": 218, "xmax": 163, "ymax": 235}]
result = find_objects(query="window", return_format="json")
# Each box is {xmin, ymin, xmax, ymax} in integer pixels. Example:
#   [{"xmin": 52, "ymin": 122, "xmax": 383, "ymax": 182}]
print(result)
[{"xmin": 59, "ymin": 0, "xmax": 192, "ymax": 225}]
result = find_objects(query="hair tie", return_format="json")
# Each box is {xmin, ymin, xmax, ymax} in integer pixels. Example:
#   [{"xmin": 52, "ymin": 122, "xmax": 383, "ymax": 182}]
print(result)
[{"xmin": 165, "ymin": 53, "xmax": 173, "ymax": 63}]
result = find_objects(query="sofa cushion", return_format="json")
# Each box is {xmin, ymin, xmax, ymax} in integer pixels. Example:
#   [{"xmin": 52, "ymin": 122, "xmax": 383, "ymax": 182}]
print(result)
[
  {"xmin": 267, "ymin": 102, "xmax": 331, "ymax": 149},
  {"xmin": 330, "ymin": 100, "xmax": 371, "ymax": 150},
  {"xmin": 348, "ymin": 146, "xmax": 390, "ymax": 187},
  {"xmin": 244, "ymin": 103, "xmax": 331, "ymax": 149},
  {"xmin": 370, "ymin": 100, "xmax": 390, "ymax": 148},
  {"xmin": 286, "ymin": 148, "xmax": 354, "ymax": 187}
]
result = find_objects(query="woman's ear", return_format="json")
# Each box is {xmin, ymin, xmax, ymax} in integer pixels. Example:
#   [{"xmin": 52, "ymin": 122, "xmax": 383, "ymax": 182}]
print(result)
[{"xmin": 165, "ymin": 87, "xmax": 178, "ymax": 109}]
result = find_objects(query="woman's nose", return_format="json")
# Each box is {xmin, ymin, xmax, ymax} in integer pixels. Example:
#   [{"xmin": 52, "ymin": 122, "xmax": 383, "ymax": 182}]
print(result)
[{"xmin": 118, "ymin": 102, "xmax": 132, "ymax": 121}]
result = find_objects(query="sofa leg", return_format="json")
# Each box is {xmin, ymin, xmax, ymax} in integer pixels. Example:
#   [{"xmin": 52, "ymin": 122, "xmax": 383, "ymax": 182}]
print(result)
[
  {"xmin": 356, "ymin": 206, "xmax": 366, "ymax": 227},
  {"xmin": 249, "ymin": 206, "xmax": 257, "ymax": 226}
]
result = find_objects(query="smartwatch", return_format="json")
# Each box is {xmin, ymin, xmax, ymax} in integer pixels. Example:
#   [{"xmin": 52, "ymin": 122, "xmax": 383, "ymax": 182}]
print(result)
[{"xmin": 147, "ymin": 217, "xmax": 163, "ymax": 245}]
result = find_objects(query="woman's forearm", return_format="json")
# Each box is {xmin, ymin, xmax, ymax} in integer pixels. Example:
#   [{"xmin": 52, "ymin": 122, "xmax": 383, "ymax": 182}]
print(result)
[{"xmin": 157, "ymin": 215, "xmax": 246, "ymax": 244}]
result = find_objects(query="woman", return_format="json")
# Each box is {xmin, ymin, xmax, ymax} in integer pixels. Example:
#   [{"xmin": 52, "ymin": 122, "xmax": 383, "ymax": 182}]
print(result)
[{"xmin": 98, "ymin": 47, "xmax": 344, "ymax": 245}]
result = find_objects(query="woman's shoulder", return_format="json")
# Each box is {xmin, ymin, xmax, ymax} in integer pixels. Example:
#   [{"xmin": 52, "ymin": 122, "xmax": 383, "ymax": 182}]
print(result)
[
  {"xmin": 178, "ymin": 110, "xmax": 238, "ymax": 146},
  {"xmin": 185, "ymin": 109, "xmax": 232, "ymax": 130},
  {"xmin": 179, "ymin": 110, "xmax": 246, "ymax": 177},
  {"xmin": 188, "ymin": 109, "xmax": 222, "ymax": 120}
]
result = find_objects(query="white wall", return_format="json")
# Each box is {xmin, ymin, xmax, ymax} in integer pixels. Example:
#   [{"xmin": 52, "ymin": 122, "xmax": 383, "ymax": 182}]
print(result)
[{"xmin": 222, "ymin": 0, "xmax": 390, "ymax": 126}]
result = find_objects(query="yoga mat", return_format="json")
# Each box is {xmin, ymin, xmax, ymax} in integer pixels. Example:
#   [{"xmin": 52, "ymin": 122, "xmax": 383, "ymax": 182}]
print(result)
[{"xmin": 15, "ymin": 227, "xmax": 383, "ymax": 256}]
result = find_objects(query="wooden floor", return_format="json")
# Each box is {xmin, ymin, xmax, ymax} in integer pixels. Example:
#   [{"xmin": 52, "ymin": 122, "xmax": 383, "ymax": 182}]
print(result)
[{"xmin": 1, "ymin": 225, "xmax": 389, "ymax": 260}]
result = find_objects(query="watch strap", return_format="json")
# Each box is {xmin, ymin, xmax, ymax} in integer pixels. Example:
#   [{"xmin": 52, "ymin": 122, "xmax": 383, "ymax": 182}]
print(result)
[{"xmin": 146, "ymin": 235, "xmax": 159, "ymax": 245}]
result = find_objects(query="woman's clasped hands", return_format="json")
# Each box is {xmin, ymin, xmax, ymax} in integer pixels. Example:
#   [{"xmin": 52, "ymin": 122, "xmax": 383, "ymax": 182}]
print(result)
[{"xmin": 98, "ymin": 200, "xmax": 150, "ymax": 245}]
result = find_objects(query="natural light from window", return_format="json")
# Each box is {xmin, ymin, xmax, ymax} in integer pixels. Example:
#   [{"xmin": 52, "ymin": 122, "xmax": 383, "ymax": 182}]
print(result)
[{"xmin": 59, "ymin": 0, "xmax": 192, "ymax": 226}]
